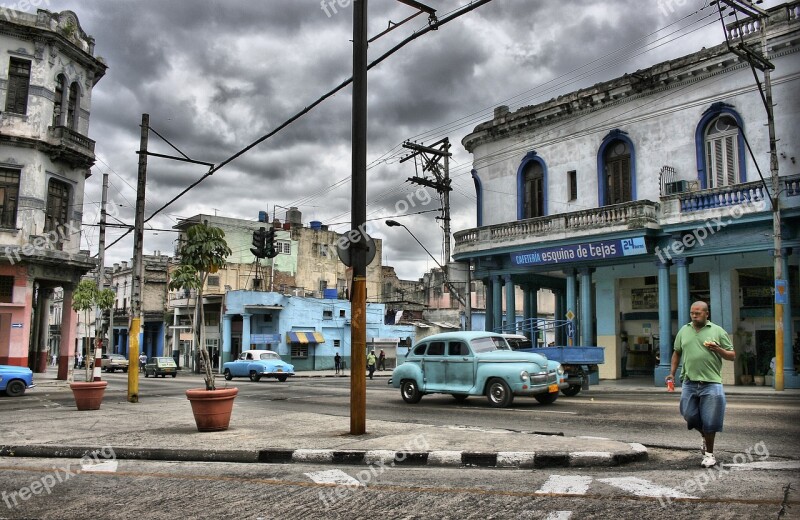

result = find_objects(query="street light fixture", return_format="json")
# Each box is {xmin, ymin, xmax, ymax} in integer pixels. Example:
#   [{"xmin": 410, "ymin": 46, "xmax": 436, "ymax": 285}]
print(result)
[{"xmin": 385, "ymin": 220, "xmax": 467, "ymax": 308}]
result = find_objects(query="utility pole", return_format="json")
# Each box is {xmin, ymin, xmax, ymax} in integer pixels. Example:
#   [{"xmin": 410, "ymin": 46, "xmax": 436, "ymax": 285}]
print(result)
[
  {"xmin": 716, "ymin": 1, "xmax": 786, "ymax": 390},
  {"xmin": 128, "ymin": 114, "xmax": 148, "ymax": 402},
  {"xmin": 350, "ymin": 0, "xmax": 368, "ymax": 436},
  {"xmin": 93, "ymin": 173, "xmax": 108, "ymax": 381}
]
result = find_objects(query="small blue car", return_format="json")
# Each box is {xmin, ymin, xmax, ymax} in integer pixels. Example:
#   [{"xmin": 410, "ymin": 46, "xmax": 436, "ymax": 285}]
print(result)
[
  {"xmin": 222, "ymin": 350, "xmax": 295, "ymax": 382},
  {"xmin": 0, "ymin": 364, "xmax": 35, "ymax": 397},
  {"xmin": 389, "ymin": 331, "xmax": 567, "ymax": 407}
]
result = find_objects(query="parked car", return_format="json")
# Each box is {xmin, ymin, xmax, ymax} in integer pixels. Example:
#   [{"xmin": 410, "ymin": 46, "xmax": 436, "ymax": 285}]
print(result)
[
  {"xmin": 144, "ymin": 357, "xmax": 178, "ymax": 378},
  {"xmin": 0, "ymin": 365, "xmax": 35, "ymax": 397},
  {"xmin": 101, "ymin": 354, "xmax": 129, "ymax": 372},
  {"xmin": 389, "ymin": 331, "xmax": 567, "ymax": 407},
  {"xmin": 223, "ymin": 350, "xmax": 295, "ymax": 382}
]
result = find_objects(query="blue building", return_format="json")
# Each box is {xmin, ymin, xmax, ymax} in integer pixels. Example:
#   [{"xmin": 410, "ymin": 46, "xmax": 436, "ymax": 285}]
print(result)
[{"xmin": 223, "ymin": 290, "xmax": 415, "ymax": 371}]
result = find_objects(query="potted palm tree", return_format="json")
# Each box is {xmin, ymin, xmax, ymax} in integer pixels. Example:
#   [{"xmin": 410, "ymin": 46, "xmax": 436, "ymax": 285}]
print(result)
[
  {"xmin": 70, "ymin": 279, "xmax": 115, "ymax": 410},
  {"xmin": 739, "ymin": 351, "xmax": 755, "ymax": 385},
  {"xmin": 168, "ymin": 221, "xmax": 236, "ymax": 431}
]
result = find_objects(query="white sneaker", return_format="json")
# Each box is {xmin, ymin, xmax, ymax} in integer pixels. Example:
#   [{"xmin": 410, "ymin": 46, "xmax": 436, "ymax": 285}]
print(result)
[{"xmin": 701, "ymin": 452, "xmax": 717, "ymax": 468}]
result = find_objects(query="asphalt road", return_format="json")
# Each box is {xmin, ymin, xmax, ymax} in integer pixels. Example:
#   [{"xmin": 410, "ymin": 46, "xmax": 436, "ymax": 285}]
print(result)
[{"xmin": 1, "ymin": 373, "xmax": 797, "ymax": 519}]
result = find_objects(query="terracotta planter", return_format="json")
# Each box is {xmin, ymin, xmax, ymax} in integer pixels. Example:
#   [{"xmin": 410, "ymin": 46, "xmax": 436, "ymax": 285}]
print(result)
[
  {"xmin": 740, "ymin": 374, "xmax": 753, "ymax": 385},
  {"xmin": 185, "ymin": 387, "xmax": 238, "ymax": 432},
  {"xmin": 753, "ymin": 375, "xmax": 765, "ymax": 386},
  {"xmin": 69, "ymin": 381, "xmax": 108, "ymax": 411}
]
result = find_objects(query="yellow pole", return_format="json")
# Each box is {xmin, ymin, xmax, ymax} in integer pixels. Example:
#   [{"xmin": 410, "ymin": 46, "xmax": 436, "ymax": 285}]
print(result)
[{"xmin": 128, "ymin": 317, "xmax": 140, "ymax": 402}]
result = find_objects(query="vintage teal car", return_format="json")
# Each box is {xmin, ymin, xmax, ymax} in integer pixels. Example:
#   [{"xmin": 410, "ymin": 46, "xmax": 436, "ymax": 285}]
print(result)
[{"xmin": 388, "ymin": 331, "xmax": 567, "ymax": 407}]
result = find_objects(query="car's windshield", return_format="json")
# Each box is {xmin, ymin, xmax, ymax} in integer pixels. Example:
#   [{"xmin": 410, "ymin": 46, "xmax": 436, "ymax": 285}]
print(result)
[
  {"xmin": 470, "ymin": 336, "xmax": 511, "ymax": 353},
  {"xmin": 505, "ymin": 337, "xmax": 532, "ymax": 350},
  {"xmin": 259, "ymin": 353, "xmax": 280, "ymax": 360},
  {"xmin": 110, "ymin": 355, "xmax": 125, "ymax": 360}
]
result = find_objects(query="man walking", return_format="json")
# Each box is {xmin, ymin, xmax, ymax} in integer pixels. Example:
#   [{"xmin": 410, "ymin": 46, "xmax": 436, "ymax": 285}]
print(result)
[
  {"xmin": 667, "ymin": 301, "xmax": 735, "ymax": 468},
  {"xmin": 367, "ymin": 350, "xmax": 377, "ymax": 380},
  {"xmin": 378, "ymin": 349, "xmax": 386, "ymax": 371},
  {"xmin": 334, "ymin": 352, "xmax": 341, "ymax": 375}
]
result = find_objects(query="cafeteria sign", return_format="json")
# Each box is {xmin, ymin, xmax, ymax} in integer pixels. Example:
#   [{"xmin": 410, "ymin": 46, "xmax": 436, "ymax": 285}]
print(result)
[{"xmin": 511, "ymin": 237, "xmax": 647, "ymax": 266}]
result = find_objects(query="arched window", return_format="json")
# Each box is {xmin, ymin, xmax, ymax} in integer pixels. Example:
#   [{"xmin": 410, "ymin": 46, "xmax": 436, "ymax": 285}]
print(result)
[
  {"xmin": 704, "ymin": 115, "xmax": 739, "ymax": 188},
  {"xmin": 695, "ymin": 103, "xmax": 746, "ymax": 189},
  {"xmin": 516, "ymin": 151, "xmax": 547, "ymax": 219},
  {"xmin": 53, "ymin": 75, "xmax": 66, "ymax": 127},
  {"xmin": 604, "ymin": 140, "xmax": 631, "ymax": 205},
  {"xmin": 66, "ymin": 82, "xmax": 80, "ymax": 129}
]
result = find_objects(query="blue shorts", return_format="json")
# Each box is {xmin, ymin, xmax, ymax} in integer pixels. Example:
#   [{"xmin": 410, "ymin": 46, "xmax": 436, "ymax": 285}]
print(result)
[{"xmin": 679, "ymin": 381, "xmax": 727, "ymax": 433}]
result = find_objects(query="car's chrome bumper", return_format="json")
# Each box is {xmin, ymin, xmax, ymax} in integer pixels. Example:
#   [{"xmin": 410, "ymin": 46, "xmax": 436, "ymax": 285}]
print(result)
[
  {"xmin": 260, "ymin": 372, "xmax": 295, "ymax": 377},
  {"xmin": 513, "ymin": 381, "xmax": 569, "ymax": 396}
]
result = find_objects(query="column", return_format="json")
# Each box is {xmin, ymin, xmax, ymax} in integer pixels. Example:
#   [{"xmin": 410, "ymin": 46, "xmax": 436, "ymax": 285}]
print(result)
[
  {"xmin": 35, "ymin": 288, "xmax": 52, "ymax": 373},
  {"xmin": 654, "ymin": 259, "xmax": 675, "ymax": 386},
  {"xmin": 504, "ymin": 275, "xmax": 515, "ymax": 332},
  {"xmin": 522, "ymin": 284, "xmax": 531, "ymax": 337},
  {"xmin": 595, "ymin": 277, "xmax": 619, "ymax": 379},
  {"xmin": 484, "ymin": 278, "xmax": 493, "ymax": 332},
  {"xmin": 492, "ymin": 275, "xmax": 502, "ymax": 333},
  {"xmin": 57, "ymin": 284, "xmax": 76, "ymax": 381},
  {"xmin": 554, "ymin": 290, "xmax": 565, "ymax": 345},
  {"xmin": 578, "ymin": 267, "xmax": 594, "ymax": 346},
  {"xmin": 675, "ymin": 257, "xmax": 691, "ymax": 327},
  {"xmin": 222, "ymin": 314, "xmax": 233, "ymax": 364},
  {"xmin": 530, "ymin": 286, "xmax": 539, "ymax": 344},
  {"xmin": 172, "ymin": 307, "xmax": 179, "ymax": 365},
  {"xmin": 781, "ymin": 249, "xmax": 799, "ymax": 387},
  {"xmin": 242, "ymin": 313, "xmax": 252, "ymax": 351},
  {"xmin": 565, "ymin": 269, "xmax": 577, "ymax": 346}
]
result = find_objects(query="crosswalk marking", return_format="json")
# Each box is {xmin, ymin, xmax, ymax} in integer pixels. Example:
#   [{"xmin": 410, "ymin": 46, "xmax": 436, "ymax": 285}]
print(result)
[
  {"xmin": 304, "ymin": 469, "xmax": 361, "ymax": 487},
  {"xmin": 536, "ymin": 475, "xmax": 592, "ymax": 495},
  {"xmin": 727, "ymin": 460, "xmax": 800, "ymax": 471},
  {"xmin": 596, "ymin": 476, "xmax": 697, "ymax": 498}
]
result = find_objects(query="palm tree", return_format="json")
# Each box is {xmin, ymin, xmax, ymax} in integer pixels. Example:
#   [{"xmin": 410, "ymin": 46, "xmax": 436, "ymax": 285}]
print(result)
[
  {"xmin": 72, "ymin": 279, "xmax": 115, "ymax": 382},
  {"xmin": 168, "ymin": 222, "xmax": 231, "ymax": 390}
]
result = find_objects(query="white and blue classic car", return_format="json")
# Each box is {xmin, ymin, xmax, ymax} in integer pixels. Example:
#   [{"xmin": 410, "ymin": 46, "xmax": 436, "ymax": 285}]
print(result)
[
  {"xmin": 0, "ymin": 364, "xmax": 35, "ymax": 397},
  {"xmin": 388, "ymin": 331, "xmax": 567, "ymax": 407},
  {"xmin": 222, "ymin": 350, "xmax": 294, "ymax": 382}
]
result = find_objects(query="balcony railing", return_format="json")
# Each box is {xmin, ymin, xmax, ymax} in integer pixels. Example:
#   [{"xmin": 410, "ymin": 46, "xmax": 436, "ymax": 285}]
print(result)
[
  {"xmin": 677, "ymin": 180, "xmax": 768, "ymax": 213},
  {"xmin": 454, "ymin": 200, "xmax": 659, "ymax": 251},
  {"xmin": 47, "ymin": 125, "xmax": 96, "ymax": 156}
]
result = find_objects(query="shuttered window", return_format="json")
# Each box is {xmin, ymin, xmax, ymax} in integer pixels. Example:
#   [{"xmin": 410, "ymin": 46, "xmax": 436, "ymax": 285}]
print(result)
[
  {"xmin": 5, "ymin": 58, "xmax": 31, "ymax": 114},
  {"xmin": 604, "ymin": 140, "xmax": 632, "ymax": 205},
  {"xmin": 523, "ymin": 161, "xmax": 545, "ymax": 218},
  {"xmin": 0, "ymin": 169, "xmax": 21, "ymax": 229},
  {"xmin": 705, "ymin": 118, "xmax": 739, "ymax": 188}
]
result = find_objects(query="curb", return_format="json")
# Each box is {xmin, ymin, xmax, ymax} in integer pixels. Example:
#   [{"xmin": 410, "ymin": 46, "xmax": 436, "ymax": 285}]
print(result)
[{"xmin": 0, "ymin": 443, "xmax": 648, "ymax": 468}]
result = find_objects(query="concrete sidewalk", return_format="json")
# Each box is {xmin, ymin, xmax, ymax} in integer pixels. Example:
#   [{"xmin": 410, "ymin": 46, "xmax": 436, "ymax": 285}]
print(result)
[{"xmin": 2, "ymin": 369, "xmax": 652, "ymax": 469}]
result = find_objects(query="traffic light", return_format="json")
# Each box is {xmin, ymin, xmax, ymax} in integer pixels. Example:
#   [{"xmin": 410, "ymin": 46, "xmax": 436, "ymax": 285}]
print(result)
[
  {"xmin": 250, "ymin": 227, "xmax": 267, "ymax": 258},
  {"xmin": 265, "ymin": 227, "xmax": 278, "ymax": 258}
]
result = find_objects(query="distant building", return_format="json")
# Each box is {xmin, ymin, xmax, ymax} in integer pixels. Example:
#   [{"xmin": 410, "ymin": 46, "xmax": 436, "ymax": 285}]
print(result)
[{"xmin": 0, "ymin": 9, "xmax": 106, "ymax": 377}]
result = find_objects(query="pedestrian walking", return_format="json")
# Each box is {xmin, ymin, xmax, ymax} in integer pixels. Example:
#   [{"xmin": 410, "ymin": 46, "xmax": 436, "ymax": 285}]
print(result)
[
  {"xmin": 367, "ymin": 350, "xmax": 377, "ymax": 380},
  {"xmin": 334, "ymin": 352, "xmax": 341, "ymax": 375},
  {"xmin": 51, "ymin": 352, "xmax": 57, "ymax": 367},
  {"xmin": 139, "ymin": 352, "xmax": 147, "ymax": 371},
  {"xmin": 667, "ymin": 301, "xmax": 735, "ymax": 468},
  {"xmin": 378, "ymin": 349, "xmax": 386, "ymax": 371}
]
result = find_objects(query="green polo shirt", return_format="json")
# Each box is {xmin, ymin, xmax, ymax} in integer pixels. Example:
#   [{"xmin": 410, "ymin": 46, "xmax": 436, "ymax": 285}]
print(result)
[{"xmin": 673, "ymin": 320, "xmax": 734, "ymax": 383}]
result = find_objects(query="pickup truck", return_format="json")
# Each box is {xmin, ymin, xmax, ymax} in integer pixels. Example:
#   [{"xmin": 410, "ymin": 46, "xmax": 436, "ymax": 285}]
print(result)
[
  {"xmin": 100, "ymin": 354, "xmax": 129, "ymax": 373},
  {"xmin": 503, "ymin": 334, "xmax": 604, "ymax": 396}
]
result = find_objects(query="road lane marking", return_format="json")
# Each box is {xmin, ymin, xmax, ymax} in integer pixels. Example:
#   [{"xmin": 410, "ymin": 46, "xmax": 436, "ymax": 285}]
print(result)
[
  {"xmin": 304, "ymin": 469, "xmax": 361, "ymax": 487},
  {"xmin": 597, "ymin": 476, "xmax": 697, "ymax": 498},
  {"xmin": 536, "ymin": 475, "xmax": 592, "ymax": 495},
  {"xmin": 544, "ymin": 512, "xmax": 573, "ymax": 520},
  {"xmin": 727, "ymin": 460, "xmax": 800, "ymax": 471}
]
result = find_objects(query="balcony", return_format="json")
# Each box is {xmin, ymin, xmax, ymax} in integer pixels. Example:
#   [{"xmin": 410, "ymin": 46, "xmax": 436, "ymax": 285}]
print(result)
[
  {"xmin": 454, "ymin": 200, "xmax": 660, "ymax": 255},
  {"xmin": 47, "ymin": 125, "xmax": 96, "ymax": 166},
  {"xmin": 454, "ymin": 175, "xmax": 800, "ymax": 258}
]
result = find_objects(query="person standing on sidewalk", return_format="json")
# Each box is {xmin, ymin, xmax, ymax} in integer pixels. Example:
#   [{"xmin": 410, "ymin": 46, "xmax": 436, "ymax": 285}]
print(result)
[
  {"xmin": 666, "ymin": 301, "xmax": 735, "ymax": 468},
  {"xmin": 378, "ymin": 349, "xmax": 386, "ymax": 371},
  {"xmin": 334, "ymin": 352, "xmax": 341, "ymax": 375}
]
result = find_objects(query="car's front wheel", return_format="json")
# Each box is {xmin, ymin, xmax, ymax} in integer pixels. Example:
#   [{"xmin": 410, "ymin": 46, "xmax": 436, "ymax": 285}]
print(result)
[
  {"xmin": 223, "ymin": 369, "xmax": 233, "ymax": 381},
  {"xmin": 144, "ymin": 370, "xmax": 149, "ymax": 378},
  {"xmin": 561, "ymin": 385, "xmax": 581, "ymax": 397},
  {"xmin": 171, "ymin": 373, "xmax": 177, "ymax": 378},
  {"xmin": 535, "ymin": 392, "xmax": 559, "ymax": 405},
  {"xmin": 486, "ymin": 378, "xmax": 514, "ymax": 407},
  {"xmin": 277, "ymin": 375, "xmax": 288, "ymax": 382},
  {"xmin": 452, "ymin": 394, "xmax": 469, "ymax": 403},
  {"xmin": 400, "ymin": 380, "xmax": 422, "ymax": 404},
  {"xmin": 249, "ymin": 371, "xmax": 261, "ymax": 382},
  {"xmin": 5, "ymin": 380, "xmax": 26, "ymax": 397}
]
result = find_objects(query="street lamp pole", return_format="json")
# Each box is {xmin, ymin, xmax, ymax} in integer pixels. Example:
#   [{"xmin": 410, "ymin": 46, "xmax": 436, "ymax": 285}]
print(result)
[{"xmin": 385, "ymin": 220, "xmax": 469, "ymax": 323}]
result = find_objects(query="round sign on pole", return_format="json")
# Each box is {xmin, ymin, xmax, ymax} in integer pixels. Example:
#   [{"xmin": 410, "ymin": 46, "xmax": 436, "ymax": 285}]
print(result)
[{"xmin": 336, "ymin": 229, "xmax": 376, "ymax": 267}]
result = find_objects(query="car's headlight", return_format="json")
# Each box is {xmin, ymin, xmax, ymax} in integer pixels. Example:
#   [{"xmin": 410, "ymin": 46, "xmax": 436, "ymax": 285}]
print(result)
[
  {"xmin": 520, "ymin": 370, "xmax": 529, "ymax": 382},
  {"xmin": 557, "ymin": 365, "xmax": 564, "ymax": 375}
]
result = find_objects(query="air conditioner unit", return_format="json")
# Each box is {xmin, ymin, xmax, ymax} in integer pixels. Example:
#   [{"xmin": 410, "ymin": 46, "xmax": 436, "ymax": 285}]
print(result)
[{"xmin": 665, "ymin": 180, "xmax": 689, "ymax": 195}]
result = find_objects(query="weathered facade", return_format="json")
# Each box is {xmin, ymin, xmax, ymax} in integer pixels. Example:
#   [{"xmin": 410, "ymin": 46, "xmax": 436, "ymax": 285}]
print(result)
[
  {"xmin": 0, "ymin": 9, "xmax": 105, "ymax": 377},
  {"xmin": 456, "ymin": 3, "xmax": 800, "ymax": 386}
]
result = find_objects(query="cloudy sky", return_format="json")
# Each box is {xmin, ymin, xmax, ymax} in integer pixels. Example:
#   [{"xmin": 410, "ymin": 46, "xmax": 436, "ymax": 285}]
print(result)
[{"xmin": 37, "ymin": 0, "xmax": 783, "ymax": 279}]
